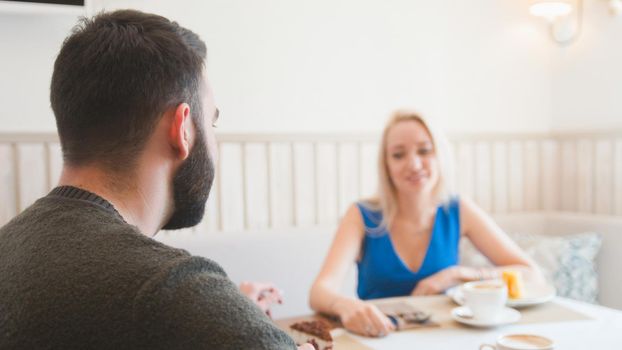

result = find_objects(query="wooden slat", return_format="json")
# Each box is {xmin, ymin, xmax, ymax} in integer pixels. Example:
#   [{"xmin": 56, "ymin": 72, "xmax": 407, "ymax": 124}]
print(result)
[
  {"xmin": 474, "ymin": 142, "xmax": 492, "ymax": 212},
  {"xmin": 524, "ymin": 141, "xmax": 540, "ymax": 211},
  {"xmin": 359, "ymin": 142, "xmax": 378, "ymax": 200},
  {"xmin": 293, "ymin": 143, "xmax": 315, "ymax": 227},
  {"xmin": 241, "ymin": 142, "xmax": 248, "ymax": 229},
  {"xmin": 455, "ymin": 142, "xmax": 475, "ymax": 200},
  {"xmin": 43, "ymin": 143, "xmax": 52, "ymax": 190},
  {"xmin": 47, "ymin": 142, "xmax": 63, "ymax": 190},
  {"xmin": 356, "ymin": 143, "xmax": 362, "ymax": 199},
  {"xmin": 491, "ymin": 141, "xmax": 509, "ymax": 214},
  {"xmin": 215, "ymin": 141, "xmax": 223, "ymax": 231},
  {"xmin": 219, "ymin": 143, "xmax": 244, "ymax": 231},
  {"xmin": 266, "ymin": 142, "xmax": 273, "ymax": 228},
  {"xmin": 197, "ymin": 183, "xmax": 219, "ymax": 234},
  {"xmin": 313, "ymin": 142, "xmax": 319, "ymax": 225},
  {"xmin": 614, "ymin": 139, "xmax": 622, "ymax": 216},
  {"xmin": 11, "ymin": 143, "xmax": 20, "ymax": 213},
  {"xmin": 335, "ymin": 142, "xmax": 341, "ymax": 220},
  {"xmin": 338, "ymin": 142, "xmax": 359, "ymax": 214},
  {"xmin": 290, "ymin": 142, "xmax": 297, "ymax": 226},
  {"xmin": 0, "ymin": 144, "xmax": 17, "ymax": 226},
  {"xmin": 508, "ymin": 141, "xmax": 524, "ymax": 212},
  {"xmin": 577, "ymin": 139, "xmax": 594, "ymax": 213},
  {"xmin": 269, "ymin": 143, "xmax": 294, "ymax": 229},
  {"xmin": 17, "ymin": 144, "xmax": 48, "ymax": 211},
  {"xmin": 316, "ymin": 143, "xmax": 338, "ymax": 225},
  {"xmin": 594, "ymin": 139, "xmax": 614, "ymax": 215},
  {"xmin": 540, "ymin": 140, "xmax": 560, "ymax": 211},
  {"xmin": 244, "ymin": 143, "xmax": 270, "ymax": 229},
  {"xmin": 560, "ymin": 141, "xmax": 577, "ymax": 212}
]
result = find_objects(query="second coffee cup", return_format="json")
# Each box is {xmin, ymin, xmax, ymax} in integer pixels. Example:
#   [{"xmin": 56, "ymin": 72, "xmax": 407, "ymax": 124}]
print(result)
[{"xmin": 462, "ymin": 280, "xmax": 508, "ymax": 322}]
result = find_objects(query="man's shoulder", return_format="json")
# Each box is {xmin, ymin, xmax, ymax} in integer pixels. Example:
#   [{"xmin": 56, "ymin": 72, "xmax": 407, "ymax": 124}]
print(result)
[
  {"xmin": 0, "ymin": 195, "xmax": 129, "ymax": 236},
  {"xmin": 0, "ymin": 194, "xmax": 226, "ymax": 286}
]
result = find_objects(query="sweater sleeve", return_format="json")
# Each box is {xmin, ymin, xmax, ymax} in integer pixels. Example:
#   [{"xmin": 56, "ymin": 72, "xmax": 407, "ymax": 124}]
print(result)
[{"xmin": 132, "ymin": 256, "xmax": 297, "ymax": 350}]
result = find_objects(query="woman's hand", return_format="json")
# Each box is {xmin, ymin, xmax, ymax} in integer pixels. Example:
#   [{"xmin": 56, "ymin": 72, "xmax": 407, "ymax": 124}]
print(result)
[
  {"xmin": 297, "ymin": 344, "xmax": 315, "ymax": 350},
  {"xmin": 239, "ymin": 281, "xmax": 283, "ymax": 318},
  {"xmin": 412, "ymin": 266, "xmax": 504, "ymax": 296},
  {"xmin": 411, "ymin": 266, "xmax": 463, "ymax": 296},
  {"xmin": 332, "ymin": 297, "xmax": 395, "ymax": 337}
]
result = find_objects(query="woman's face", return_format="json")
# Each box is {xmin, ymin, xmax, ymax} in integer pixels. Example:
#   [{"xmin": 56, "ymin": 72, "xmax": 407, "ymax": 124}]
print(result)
[{"xmin": 385, "ymin": 120, "xmax": 439, "ymax": 197}]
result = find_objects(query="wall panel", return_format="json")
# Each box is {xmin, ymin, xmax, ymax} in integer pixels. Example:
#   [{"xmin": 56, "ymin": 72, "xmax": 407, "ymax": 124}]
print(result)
[{"xmin": 2, "ymin": 131, "xmax": 621, "ymax": 232}]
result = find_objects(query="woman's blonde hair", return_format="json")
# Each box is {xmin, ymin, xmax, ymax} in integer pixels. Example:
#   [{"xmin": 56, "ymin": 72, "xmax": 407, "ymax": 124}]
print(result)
[{"xmin": 366, "ymin": 110, "xmax": 455, "ymax": 232}]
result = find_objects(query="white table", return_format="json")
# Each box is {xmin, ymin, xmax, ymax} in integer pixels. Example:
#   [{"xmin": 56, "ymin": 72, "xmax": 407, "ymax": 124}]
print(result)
[{"xmin": 347, "ymin": 297, "xmax": 622, "ymax": 349}]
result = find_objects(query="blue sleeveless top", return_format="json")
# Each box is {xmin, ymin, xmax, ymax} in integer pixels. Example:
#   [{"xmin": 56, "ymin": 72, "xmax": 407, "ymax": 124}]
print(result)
[{"xmin": 356, "ymin": 198, "xmax": 461, "ymax": 300}]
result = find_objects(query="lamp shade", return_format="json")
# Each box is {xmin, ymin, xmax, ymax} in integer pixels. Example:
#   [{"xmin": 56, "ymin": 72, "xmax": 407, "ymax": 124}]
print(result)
[
  {"xmin": 610, "ymin": 0, "xmax": 622, "ymax": 16},
  {"xmin": 529, "ymin": 0, "xmax": 573, "ymax": 21}
]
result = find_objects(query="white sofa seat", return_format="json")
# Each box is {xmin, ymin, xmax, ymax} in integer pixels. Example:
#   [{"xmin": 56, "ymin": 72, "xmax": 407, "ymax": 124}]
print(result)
[
  {"xmin": 157, "ymin": 227, "xmax": 356, "ymax": 318},
  {"xmin": 157, "ymin": 213, "xmax": 622, "ymax": 318}
]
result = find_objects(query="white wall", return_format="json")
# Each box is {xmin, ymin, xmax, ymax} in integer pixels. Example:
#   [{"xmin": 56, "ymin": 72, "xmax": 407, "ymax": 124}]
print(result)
[
  {"xmin": 0, "ymin": 0, "xmax": 554, "ymax": 134},
  {"xmin": 551, "ymin": 0, "xmax": 622, "ymax": 131},
  {"xmin": 0, "ymin": 11, "xmax": 79, "ymax": 132}
]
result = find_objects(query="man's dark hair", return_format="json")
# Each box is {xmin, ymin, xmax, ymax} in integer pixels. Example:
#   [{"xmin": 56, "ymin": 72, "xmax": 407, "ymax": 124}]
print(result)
[{"xmin": 51, "ymin": 10, "xmax": 207, "ymax": 172}]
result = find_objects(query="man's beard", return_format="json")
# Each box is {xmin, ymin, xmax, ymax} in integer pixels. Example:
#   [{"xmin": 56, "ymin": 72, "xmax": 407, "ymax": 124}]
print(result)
[{"xmin": 162, "ymin": 126, "xmax": 214, "ymax": 230}]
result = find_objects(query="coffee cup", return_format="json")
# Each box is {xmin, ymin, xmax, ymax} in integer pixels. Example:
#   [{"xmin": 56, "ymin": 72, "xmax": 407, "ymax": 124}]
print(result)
[
  {"xmin": 462, "ymin": 280, "xmax": 508, "ymax": 322},
  {"xmin": 480, "ymin": 334, "xmax": 554, "ymax": 350}
]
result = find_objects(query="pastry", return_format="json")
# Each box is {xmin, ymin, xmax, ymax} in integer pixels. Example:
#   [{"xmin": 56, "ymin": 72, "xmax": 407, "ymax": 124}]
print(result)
[
  {"xmin": 502, "ymin": 270, "xmax": 524, "ymax": 299},
  {"xmin": 288, "ymin": 320, "xmax": 334, "ymax": 350}
]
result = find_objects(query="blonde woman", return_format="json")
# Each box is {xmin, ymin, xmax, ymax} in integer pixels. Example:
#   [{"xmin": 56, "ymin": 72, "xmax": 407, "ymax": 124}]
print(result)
[{"xmin": 309, "ymin": 110, "xmax": 541, "ymax": 337}]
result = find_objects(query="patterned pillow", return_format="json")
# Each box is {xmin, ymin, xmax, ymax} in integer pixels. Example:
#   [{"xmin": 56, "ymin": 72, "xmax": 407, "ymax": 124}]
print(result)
[{"xmin": 459, "ymin": 232, "xmax": 603, "ymax": 303}]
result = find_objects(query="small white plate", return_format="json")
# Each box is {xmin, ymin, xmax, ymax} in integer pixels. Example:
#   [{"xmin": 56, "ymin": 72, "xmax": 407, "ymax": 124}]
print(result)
[
  {"xmin": 451, "ymin": 306, "xmax": 521, "ymax": 328},
  {"xmin": 446, "ymin": 282, "xmax": 556, "ymax": 308}
]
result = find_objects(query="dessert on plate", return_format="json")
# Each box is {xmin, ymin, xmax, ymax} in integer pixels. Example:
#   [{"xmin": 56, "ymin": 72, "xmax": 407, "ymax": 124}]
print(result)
[
  {"xmin": 502, "ymin": 270, "xmax": 525, "ymax": 299},
  {"xmin": 288, "ymin": 320, "xmax": 334, "ymax": 350}
]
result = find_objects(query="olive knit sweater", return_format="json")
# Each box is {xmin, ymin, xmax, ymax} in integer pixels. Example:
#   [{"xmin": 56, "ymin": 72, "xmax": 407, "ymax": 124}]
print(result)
[{"xmin": 0, "ymin": 186, "xmax": 296, "ymax": 350}]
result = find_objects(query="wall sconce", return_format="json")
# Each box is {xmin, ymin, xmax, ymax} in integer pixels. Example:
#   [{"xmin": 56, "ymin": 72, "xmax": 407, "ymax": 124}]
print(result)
[
  {"xmin": 529, "ymin": 0, "xmax": 581, "ymax": 45},
  {"xmin": 610, "ymin": 0, "xmax": 622, "ymax": 16},
  {"xmin": 530, "ymin": 0, "xmax": 621, "ymax": 45}
]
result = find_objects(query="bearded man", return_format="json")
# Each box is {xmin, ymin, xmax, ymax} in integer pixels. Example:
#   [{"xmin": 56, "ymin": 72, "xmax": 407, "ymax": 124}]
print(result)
[{"xmin": 0, "ymin": 9, "xmax": 311, "ymax": 350}]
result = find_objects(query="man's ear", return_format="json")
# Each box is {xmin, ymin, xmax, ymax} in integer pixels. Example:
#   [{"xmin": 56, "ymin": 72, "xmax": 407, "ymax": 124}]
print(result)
[{"xmin": 169, "ymin": 103, "xmax": 193, "ymax": 161}]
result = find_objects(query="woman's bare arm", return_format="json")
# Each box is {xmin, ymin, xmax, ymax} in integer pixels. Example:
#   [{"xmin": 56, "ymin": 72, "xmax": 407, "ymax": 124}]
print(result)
[
  {"xmin": 460, "ymin": 197, "xmax": 543, "ymax": 281},
  {"xmin": 309, "ymin": 204, "xmax": 394, "ymax": 336}
]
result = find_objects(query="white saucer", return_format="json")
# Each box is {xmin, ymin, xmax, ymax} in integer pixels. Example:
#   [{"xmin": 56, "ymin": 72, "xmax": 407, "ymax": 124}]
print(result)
[
  {"xmin": 451, "ymin": 306, "xmax": 521, "ymax": 328},
  {"xmin": 446, "ymin": 283, "xmax": 556, "ymax": 308}
]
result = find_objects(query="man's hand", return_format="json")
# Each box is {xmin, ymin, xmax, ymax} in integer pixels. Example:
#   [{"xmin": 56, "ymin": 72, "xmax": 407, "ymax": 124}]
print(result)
[
  {"xmin": 239, "ymin": 281, "xmax": 283, "ymax": 318},
  {"xmin": 297, "ymin": 344, "xmax": 315, "ymax": 350}
]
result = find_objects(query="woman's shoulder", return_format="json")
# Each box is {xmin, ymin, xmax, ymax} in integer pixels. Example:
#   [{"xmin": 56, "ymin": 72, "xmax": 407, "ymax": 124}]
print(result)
[
  {"xmin": 352, "ymin": 199, "xmax": 385, "ymax": 233},
  {"xmin": 356, "ymin": 198, "xmax": 381, "ymax": 212},
  {"xmin": 355, "ymin": 199, "xmax": 384, "ymax": 219}
]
